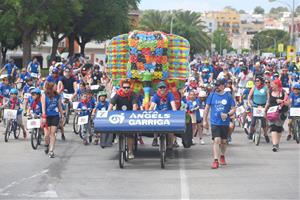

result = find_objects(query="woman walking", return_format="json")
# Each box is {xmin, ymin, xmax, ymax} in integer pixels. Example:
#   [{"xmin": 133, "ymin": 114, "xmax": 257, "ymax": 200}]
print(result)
[{"xmin": 41, "ymin": 82, "xmax": 64, "ymax": 158}]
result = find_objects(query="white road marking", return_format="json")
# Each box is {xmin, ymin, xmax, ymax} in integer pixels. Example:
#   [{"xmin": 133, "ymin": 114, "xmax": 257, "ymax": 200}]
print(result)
[
  {"xmin": 179, "ymin": 150, "xmax": 190, "ymax": 200},
  {"xmin": 0, "ymin": 169, "xmax": 49, "ymax": 195}
]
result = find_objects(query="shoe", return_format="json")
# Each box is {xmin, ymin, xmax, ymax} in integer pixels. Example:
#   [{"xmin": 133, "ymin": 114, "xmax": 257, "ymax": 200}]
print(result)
[
  {"xmin": 61, "ymin": 134, "xmax": 66, "ymax": 141},
  {"xmin": 23, "ymin": 131, "xmax": 27, "ymax": 139},
  {"xmin": 48, "ymin": 151, "xmax": 55, "ymax": 158},
  {"xmin": 227, "ymin": 136, "xmax": 232, "ymax": 144},
  {"xmin": 248, "ymin": 133, "xmax": 253, "ymax": 140},
  {"xmin": 128, "ymin": 152, "xmax": 135, "ymax": 160},
  {"xmin": 173, "ymin": 140, "xmax": 180, "ymax": 148},
  {"xmin": 212, "ymin": 160, "xmax": 219, "ymax": 169},
  {"xmin": 93, "ymin": 139, "xmax": 99, "ymax": 145},
  {"xmin": 83, "ymin": 139, "xmax": 88, "ymax": 145},
  {"xmin": 272, "ymin": 145, "xmax": 278, "ymax": 152},
  {"xmin": 287, "ymin": 134, "xmax": 292, "ymax": 141},
  {"xmin": 200, "ymin": 139, "xmax": 205, "ymax": 145},
  {"xmin": 44, "ymin": 145, "xmax": 49, "ymax": 154},
  {"xmin": 152, "ymin": 138, "xmax": 159, "ymax": 147},
  {"xmin": 139, "ymin": 137, "xmax": 144, "ymax": 145},
  {"xmin": 220, "ymin": 155, "xmax": 226, "ymax": 165},
  {"xmin": 264, "ymin": 135, "xmax": 270, "ymax": 143}
]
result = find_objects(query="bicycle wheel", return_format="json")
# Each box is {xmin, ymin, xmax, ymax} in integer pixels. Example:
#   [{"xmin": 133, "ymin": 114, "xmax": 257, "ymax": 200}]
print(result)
[
  {"xmin": 31, "ymin": 128, "xmax": 39, "ymax": 150},
  {"xmin": 65, "ymin": 103, "xmax": 70, "ymax": 124},
  {"xmin": 119, "ymin": 135, "xmax": 125, "ymax": 169},
  {"xmin": 13, "ymin": 122, "xmax": 20, "ymax": 139},
  {"xmin": 4, "ymin": 120, "xmax": 12, "ymax": 142},
  {"xmin": 293, "ymin": 120, "xmax": 300, "ymax": 144},
  {"xmin": 255, "ymin": 119, "xmax": 262, "ymax": 146},
  {"xmin": 73, "ymin": 114, "xmax": 81, "ymax": 134},
  {"xmin": 159, "ymin": 135, "xmax": 166, "ymax": 169}
]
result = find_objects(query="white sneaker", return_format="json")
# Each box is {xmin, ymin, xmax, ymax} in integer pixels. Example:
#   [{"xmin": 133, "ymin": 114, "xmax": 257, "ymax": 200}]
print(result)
[
  {"xmin": 200, "ymin": 139, "xmax": 205, "ymax": 145},
  {"xmin": 128, "ymin": 152, "xmax": 135, "ymax": 159}
]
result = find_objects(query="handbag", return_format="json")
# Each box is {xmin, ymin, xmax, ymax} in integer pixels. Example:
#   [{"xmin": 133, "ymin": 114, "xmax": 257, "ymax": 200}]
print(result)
[{"xmin": 267, "ymin": 106, "xmax": 280, "ymax": 121}]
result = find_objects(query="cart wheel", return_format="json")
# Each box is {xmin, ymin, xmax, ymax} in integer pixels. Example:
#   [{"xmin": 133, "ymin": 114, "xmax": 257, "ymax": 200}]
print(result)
[
  {"xmin": 119, "ymin": 135, "xmax": 125, "ymax": 169},
  {"xmin": 159, "ymin": 135, "xmax": 166, "ymax": 169}
]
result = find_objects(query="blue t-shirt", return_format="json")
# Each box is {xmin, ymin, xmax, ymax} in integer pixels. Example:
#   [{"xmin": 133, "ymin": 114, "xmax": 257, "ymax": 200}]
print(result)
[
  {"xmin": 0, "ymin": 83, "xmax": 12, "ymax": 98},
  {"xmin": 3, "ymin": 63, "xmax": 15, "ymax": 75},
  {"xmin": 8, "ymin": 98, "xmax": 23, "ymax": 115},
  {"xmin": 201, "ymin": 74, "xmax": 211, "ymax": 83},
  {"xmin": 206, "ymin": 92, "xmax": 235, "ymax": 126},
  {"xmin": 46, "ymin": 75, "xmax": 60, "ymax": 84},
  {"xmin": 30, "ymin": 100, "xmax": 42, "ymax": 115},
  {"xmin": 20, "ymin": 72, "xmax": 31, "ymax": 81},
  {"xmin": 77, "ymin": 101, "xmax": 94, "ymax": 116},
  {"xmin": 281, "ymin": 74, "xmax": 290, "ymax": 88},
  {"xmin": 290, "ymin": 92, "xmax": 300, "ymax": 107},
  {"xmin": 95, "ymin": 101, "xmax": 109, "ymax": 111},
  {"xmin": 45, "ymin": 95, "xmax": 60, "ymax": 116},
  {"xmin": 28, "ymin": 61, "xmax": 39, "ymax": 73},
  {"xmin": 23, "ymin": 84, "xmax": 32, "ymax": 93},
  {"xmin": 151, "ymin": 92, "xmax": 175, "ymax": 111}
]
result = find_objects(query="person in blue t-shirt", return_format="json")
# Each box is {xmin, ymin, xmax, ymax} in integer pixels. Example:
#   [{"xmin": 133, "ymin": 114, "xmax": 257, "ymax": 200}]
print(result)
[
  {"xmin": 287, "ymin": 83, "xmax": 300, "ymax": 140},
  {"xmin": 92, "ymin": 91, "xmax": 110, "ymax": 146},
  {"xmin": 0, "ymin": 76, "xmax": 12, "ymax": 102},
  {"xmin": 150, "ymin": 81, "xmax": 177, "ymax": 149},
  {"xmin": 203, "ymin": 79, "xmax": 236, "ymax": 169},
  {"xmin": 28, "ymin": 88, "xmax": 42, "ymax": 116},
  {"xmin": 41, "ymin": 82, "xmax": 64, "ymax": 158},
  {"xmin": 27, "ymin": 57, "xmax": 41, "ymax": 77},
  {"xmin": 45, "ymin": 68, "xmax": 60, "ymax": 88},
  {"xmin": 77, "ymin": 91, "xmax": 95, "ymax": 145}
]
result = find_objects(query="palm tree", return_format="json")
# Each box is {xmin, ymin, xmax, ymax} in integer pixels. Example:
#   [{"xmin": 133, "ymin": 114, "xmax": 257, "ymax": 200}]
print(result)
[
  {"xmin": 172, "ymin": 10, "xmax": 211, "ymax": 54},
  {"xmin": 138, "ymin": 10, "xmax": 169, "ymax": 32}
]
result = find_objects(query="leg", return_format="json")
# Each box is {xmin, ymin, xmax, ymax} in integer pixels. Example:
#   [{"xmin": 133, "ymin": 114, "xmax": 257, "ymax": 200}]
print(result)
[
  {"xmin": 49, "ymin": 126, "xmax": 57, "ymax": 152},
  {"xmin": 213, "ymin": 137, "xmax": 221, "ymax": 160}
]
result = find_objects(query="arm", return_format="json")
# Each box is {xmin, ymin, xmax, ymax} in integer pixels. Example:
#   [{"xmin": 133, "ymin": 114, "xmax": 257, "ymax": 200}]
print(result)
[
  {"xmin": 247, "ymin": 87, "xmax": 254, "ymax": 106},
  {"xmin": 202, "ymin": 104, "xmax": 211, "ymax": 129},
  {"xmin": 170, "ymin": 100, "xmax": 177, "ymax": 111},
  {"xmin": 107, "ymin": 103, "xmax": 114, "ymax": 111},
  {"xmin": 149, "ymin": 102, "xmax": 157, "ymax": 110},
  {"xmin": 57, "ymin": 81, "xmax": 63, "ymax": 94},
  {"xmin": 72, "ymin": 81, "xmax": 78, "ymax": 99}
]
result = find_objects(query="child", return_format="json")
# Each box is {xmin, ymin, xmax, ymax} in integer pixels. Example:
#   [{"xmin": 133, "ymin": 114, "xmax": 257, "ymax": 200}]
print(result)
[
  {"xmin": 287, "ymin": 83, "xmax": 300, "ymax": 140},
  {"xmin": 92, "ymin": 91, "xmax": 110, "ymax": 147},
  {"xmin": 27, "ymin": 88, "xmax": 42, "ymax": 116},
  {"xmin": 186, "ymin": 90, "xmax": 201, "ymax": 144},
  {"xmin": 197, "ymin": 90, "xmax": 207, "ymax": 144},
  {"xmin": 77, "ymin": 91, "xmax": 95, "ymax": 145},
  {"xmin": 4, "ymin": 88, "xmax": 27, "ymax": 138},
  {"xmin": 76, "ymin": 82, "xmax": 87, "ymax": 101},
  {"xmin": 0, "ymin": 76, "xmax": 12, "ymax": 104}
]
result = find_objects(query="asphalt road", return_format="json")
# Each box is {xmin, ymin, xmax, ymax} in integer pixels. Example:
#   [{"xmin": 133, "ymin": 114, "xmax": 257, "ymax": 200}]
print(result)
[{"xmin": 0, "ymin": 119, "xmax": 299, "ymax": 199}]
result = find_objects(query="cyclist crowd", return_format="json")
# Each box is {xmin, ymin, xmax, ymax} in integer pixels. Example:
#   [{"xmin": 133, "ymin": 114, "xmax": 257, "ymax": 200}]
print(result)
[{"xmin": 0, "ymin": 54, "xmax": 299, "ymax": 169}]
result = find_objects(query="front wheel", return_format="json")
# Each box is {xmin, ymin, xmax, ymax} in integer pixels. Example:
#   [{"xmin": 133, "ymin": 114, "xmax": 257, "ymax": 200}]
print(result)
[
  {"xmin": 31, "ymin": 128, "xmax": 39, "ymax": 150},
  {"xmin": 293, "ymin": 120, "xmax": 300, "ymax": 144},
  {"xmin": 159, "ymin": 135, "xmax": 166, "ymax": 169},
  {"xmin": 13, "ymin": 122, "xmax": 20, "ymax": 139},
  {"xmin": 255, "ymin": 119, "xmax": 262, "ymax": 146},
  {"xmin": 4, "ymin": 120, "xmax": 12, "ymax": 142},
  {"xmin": 73, "ymin": 114, "xmax": 81, "ymax": 135}
]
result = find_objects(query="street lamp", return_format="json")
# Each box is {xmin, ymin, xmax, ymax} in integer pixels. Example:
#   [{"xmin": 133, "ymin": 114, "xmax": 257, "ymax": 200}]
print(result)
[
  {"xmin": 219, "ymin": 33, "xmax": 224, "ymax": 56},
  {"xmin": 269, "ymin": 0, "xmax": 297, "ymax": 45},
  {"xmin": 266, "ymin": 35, "xmax": 277, "ymax": 55}
]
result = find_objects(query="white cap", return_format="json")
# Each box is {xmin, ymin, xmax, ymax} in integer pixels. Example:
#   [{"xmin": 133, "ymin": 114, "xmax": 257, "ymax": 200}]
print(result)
[{"xmin": 198, "ymin": 90, "xmax": 207, "ymax": 97}]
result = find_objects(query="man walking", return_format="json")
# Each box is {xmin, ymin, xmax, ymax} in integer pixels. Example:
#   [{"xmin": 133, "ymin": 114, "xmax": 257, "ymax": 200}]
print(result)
[{"xmin": 203, "ymin": 79, "xmax": 236, "ymax": 169}]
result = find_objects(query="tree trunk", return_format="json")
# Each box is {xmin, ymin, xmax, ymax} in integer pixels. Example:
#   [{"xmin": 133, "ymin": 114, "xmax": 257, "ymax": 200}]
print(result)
[
  {"xmin": 1, "ymin": 47, "xmax": 7, "ymax": 66},
  {"xmin": 50, "ymin": 37, "xmax": 59, "ymax": 63},
  {"xmin": 68, "ymin": 33, "xmax": 75, "ymax": 58},
  {"xmin": 22, "ymin": 32, "xmax": 32, "ymax": 67},
  {"xmin": 80, "ymin": 42, "xmax": 86, "ymax": 57}
]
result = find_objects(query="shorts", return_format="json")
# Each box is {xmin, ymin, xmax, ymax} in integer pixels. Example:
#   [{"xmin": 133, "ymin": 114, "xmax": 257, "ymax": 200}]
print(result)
[
  {"xmin": 211, "ymin": 125, "xmax": 229, "ymax": 140},
  {"xmin": 270, "ymin": 124, "xmax": 284, "ymax": 133},
  {"xmin": 46, "ymin": 116, "xmax": 60, "ymax": 127},
  {"xmin": 251, "ymin": 116, "xmax": 267, "ymax": 128},
  {"xmin": 17, "ymin": 114, "xmax": 23, "ymax": 125}
]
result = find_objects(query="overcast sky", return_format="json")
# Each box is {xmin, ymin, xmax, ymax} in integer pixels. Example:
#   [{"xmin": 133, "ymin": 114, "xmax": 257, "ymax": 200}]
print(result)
[{"xmin": 139, "ymin": 0, "xmax": 298, "ymax": 13}]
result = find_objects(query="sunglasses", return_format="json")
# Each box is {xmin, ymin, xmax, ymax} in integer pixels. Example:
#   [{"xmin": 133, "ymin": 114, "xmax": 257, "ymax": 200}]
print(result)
[
  {"xmin": 123, "ymin": 86, "xmax": 130, "ymax": 89},
  {"xmin": 255, "ymin": 80, "xmax": 260, "ymax": 82},
  {"xmin": 159, "ymin": 86, "xmax": 166, "ymax": 89},
  {"xmin": 265, "ymin": 81, "xmax": 270, "ymax": 84}
]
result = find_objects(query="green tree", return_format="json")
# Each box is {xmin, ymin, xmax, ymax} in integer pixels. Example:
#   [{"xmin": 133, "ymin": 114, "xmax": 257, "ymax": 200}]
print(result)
[
  {"xmin": 239, "ymin": 10, "xmax": 246, "ymax": 14},
  {"xmin": 251, "ymin": 29, "xmax": 289, "ymax": 52},
  {"xmin": 44, "ymin": 0, "xmax": 82, "ymax": 62},
  {"xmin": 172, "ymin": 10, "xmax": 210, "ymax": 54},
  {"xmin": 212, "ymin": 29, "xmax": 231, "ymax": 54},
  {"xmin": 0, "ymin": 0, "xmax": 47, "ymax": 67},
  {"xmin": 74, "ymin": 0, "xmax": 140, "ymax": 56},
  {"xmin": 253, "ymin": 6, "xmax": 265, "ymax": 14},
  {"xmin": 269, "ymin": 6, "xmax": 289, "ymax": 18},
  {"xmin": 138, "ymin": 10, "xmax": 169, "ymax": 32}
]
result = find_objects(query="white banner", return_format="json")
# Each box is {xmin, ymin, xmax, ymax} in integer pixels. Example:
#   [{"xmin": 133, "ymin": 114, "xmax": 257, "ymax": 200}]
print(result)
[
  {"xmin": 90, "ymin": 85, "xmax": 100, "ymax": 90},
  {"xmin": 27, "ymin": 119, "xmax": 41, "ymax": 129},
  {"xmin": 290, "ymin": 107, "xmax": 300, "ymax": 117},
  {"xmin": 236, "ymin": 106, "xmax": 245, "ymax": 116},
  {"xmin": 73, "ymin": 102, "xmax": 80, "ymax": 109},
  {"xmin": 4, "ymin": 109, "xmax": 17, "ymax": 119},
  {"xmin": 78, "ymin": 115, "xmax": 89, "ymax": 125},
  {"xmin": 253, "ymin": 107, "xmax": 265, "ymax": 117}
]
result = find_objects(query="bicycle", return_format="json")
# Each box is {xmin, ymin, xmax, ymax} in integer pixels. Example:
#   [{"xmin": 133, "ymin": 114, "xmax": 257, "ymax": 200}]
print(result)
[
  {"xmin": 27, "ymin": 113, "xmax": 43, "ymax": 149},
  {"xmin": 252, "ymin": 107, "xmax": 265, "ymax": 146},
  {"xmin": 62, "ymin": 92, "xmax": 73, "ymax": 125},
  {"xmin": 4, "ymin": 109, "xmax": 20, "ymax": 143},
  {"xmin": 76, "ymin": 108, "xmax": 93, "ymax": 144},
  {"xmin": 290, "ymin": 107, "xmax": 300, "ymax": 144}
]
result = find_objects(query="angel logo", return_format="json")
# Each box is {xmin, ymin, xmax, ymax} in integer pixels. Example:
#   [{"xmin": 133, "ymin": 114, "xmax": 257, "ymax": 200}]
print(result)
[{"xmin": 109, "ymin": 113, "xmax": 125, "ymax": 124}]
